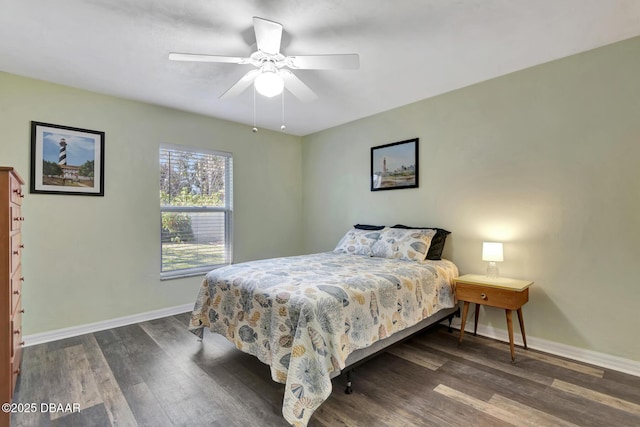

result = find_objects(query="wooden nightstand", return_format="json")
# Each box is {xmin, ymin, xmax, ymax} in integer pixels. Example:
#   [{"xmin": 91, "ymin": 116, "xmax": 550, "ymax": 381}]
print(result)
[{"xmin": 454, "ymin": 274, "xmax": 533, "ymax": 362}]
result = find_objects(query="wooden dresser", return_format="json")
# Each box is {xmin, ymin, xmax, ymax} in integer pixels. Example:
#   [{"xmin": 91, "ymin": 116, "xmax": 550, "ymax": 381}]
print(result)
[{"xmin": 1, "ymin": 167, "xmax": 24, "ymax": 423}]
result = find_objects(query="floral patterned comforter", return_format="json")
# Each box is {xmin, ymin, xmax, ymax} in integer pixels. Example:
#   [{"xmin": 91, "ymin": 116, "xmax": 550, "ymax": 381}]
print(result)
[{"xmin": 188, "ymin": 252, "xmax": 458, "ymax": 426}]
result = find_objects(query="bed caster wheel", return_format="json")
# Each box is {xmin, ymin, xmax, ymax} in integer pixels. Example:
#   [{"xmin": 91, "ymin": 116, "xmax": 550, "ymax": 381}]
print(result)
[{"xmin": 345, "ymin": 385, "xmax": 353, "ymax": 394}]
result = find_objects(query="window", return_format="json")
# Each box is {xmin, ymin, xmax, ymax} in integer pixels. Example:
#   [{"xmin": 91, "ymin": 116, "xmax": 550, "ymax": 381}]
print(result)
[{"xmin": 160, "ymin": 145, "xmax": 233, "ymax": 279}]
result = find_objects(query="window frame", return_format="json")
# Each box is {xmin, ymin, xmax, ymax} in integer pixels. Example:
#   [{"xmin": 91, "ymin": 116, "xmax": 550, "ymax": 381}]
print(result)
[{"xmin": 159, "ymin": 144, "xmax": 233, "ymax": 280}]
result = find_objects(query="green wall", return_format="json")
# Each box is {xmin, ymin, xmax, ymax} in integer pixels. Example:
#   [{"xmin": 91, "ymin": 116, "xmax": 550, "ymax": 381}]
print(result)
[
  {"xmin": 0, "ymin": 72, "xmax": 303, "ymax": 335},
  {"xmin": 301, "ymin": 36, "xmax": 640, "ymax": 362}
]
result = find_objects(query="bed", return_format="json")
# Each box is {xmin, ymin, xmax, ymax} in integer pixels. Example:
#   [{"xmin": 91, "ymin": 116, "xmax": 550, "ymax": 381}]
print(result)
[{"xmin": 188, "ymin": 226, "xmax": 458, "ymax": 427}]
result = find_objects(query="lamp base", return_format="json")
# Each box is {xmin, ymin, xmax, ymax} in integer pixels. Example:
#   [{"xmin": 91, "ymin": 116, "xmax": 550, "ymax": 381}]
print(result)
[{"xmin": 486, "ymin": 261, "xmax": 499, "ymax": 278}]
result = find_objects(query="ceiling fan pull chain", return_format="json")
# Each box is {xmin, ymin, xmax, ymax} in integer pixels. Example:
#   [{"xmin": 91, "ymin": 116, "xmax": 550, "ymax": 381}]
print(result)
[
  {"xmin": 281, "ymin": 90, "xmax": 286, "ymax": 131},
  {"xmin": 252, "ymin": 85, "xmax": 258, "ymax": 133}
]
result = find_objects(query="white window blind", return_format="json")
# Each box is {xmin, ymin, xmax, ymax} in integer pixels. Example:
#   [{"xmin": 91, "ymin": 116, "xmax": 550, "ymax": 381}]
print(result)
[{"xmin": 160, "ymin": 145, "xmax": 233, "ymax": 279}]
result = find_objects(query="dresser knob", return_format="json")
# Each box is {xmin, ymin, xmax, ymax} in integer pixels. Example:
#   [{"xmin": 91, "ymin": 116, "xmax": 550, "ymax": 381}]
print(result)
[
  {"xmin": 20, "ymin": 217, "xmax": 25, "ymax": 221},
  {"xmin": 13, "ymin": 290, "xmax": 19, "ymax": 295},
  {"xmin": 13, "ymin": 250, "xmax": 19, "ymax": 255},
  {"xmin": 14, "ymin": 368, "xmax": 20, "ymax": 375},
  {"xmin": 20, "ymin": 309, "xmax": 25, "ymax": 314},
  {"xmin": 19, "ymin": 341, "xmax": 24, "ymax": 346},
  {"xmin": 14, "ymin": 329, "xmax": 20, "ymax": 335},
  {"xmin": 20, "ymin": 194, "xmax": 24, "ymax": 198},
  {"xmin": 480, "ymin": 293, "xmax": 487, "ymax": 300},
  {"xmin": 20, "ymin": 244, "xmax": 24, "ymax": 248},
  {"xmin": 20, "ymin": 277, "xmax": 25, "ymax": 282}
]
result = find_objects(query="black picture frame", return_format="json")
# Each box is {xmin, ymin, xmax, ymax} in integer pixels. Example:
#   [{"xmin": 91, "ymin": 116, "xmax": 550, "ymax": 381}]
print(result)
[
  {"xmin": 30, "ymin": 121, "xmax": 105, "ymax": 196},
  {"xmin": 371, "ymin": 138, "xmax": 419, "ymax": 191}
]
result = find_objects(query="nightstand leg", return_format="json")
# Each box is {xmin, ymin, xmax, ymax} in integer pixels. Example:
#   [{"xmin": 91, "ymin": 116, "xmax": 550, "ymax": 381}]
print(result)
[
  {"xmin": 505, "ymin": 309, "xmax": 515, "ymax": 362},
  {"xmin": 473, "ymin": 303, "xmax": 480, "ymax": 336},
  {"xmin": 517, "ymin": 307, "xmax": 527, "ymax": 349},
  {"xmin": 458, "ymin": 301, "xmax": 470, "ymax": 345}
]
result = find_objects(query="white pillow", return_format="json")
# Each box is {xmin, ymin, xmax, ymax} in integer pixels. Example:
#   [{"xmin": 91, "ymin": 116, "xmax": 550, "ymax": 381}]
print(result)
[
  {"xmin": 370, "ymin": 228, "xmax": 437, "ymax": 261},
  {"xmin": 333, "ymin": 228, "xmax": 385, "ymax": 256}
]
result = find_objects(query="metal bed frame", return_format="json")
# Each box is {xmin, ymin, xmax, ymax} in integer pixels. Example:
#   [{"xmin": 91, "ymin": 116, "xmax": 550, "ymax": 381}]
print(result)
[{"xmin": 333, "ymin": 306, "xmax": 460, "ymax": 393}]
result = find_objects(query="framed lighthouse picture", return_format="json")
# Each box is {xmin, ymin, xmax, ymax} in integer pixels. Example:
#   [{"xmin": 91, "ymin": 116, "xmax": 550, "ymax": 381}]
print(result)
[
  {"xmin": 371, "ymin": 138, "xmax": 419, "ymax": 191},
  {"xmin": 30, "ymin": 121, "xmax": 105, "ymax": 196}
]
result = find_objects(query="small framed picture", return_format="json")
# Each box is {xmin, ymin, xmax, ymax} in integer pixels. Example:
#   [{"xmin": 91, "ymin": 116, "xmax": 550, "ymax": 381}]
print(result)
[
  {"xmin": 371, "ymin": 138, "xmax": 419, "ymax": 191},
  {"xmin": 30, "ymin": 121, "xmax": 105, "ymax": 196}
]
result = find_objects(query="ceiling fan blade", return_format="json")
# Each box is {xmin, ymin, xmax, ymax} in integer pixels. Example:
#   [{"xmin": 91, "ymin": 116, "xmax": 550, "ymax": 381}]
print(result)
[
  {"xmin": 220, "ymin": 69, "xmax": 261, "ymax": 99},
  {"xmin": 169, "ymin": 53, "xmax": 248, "ymax": 64},
  {"xmin": 286, "ymin": 54, "xmax": 360, "ymax": 70},
  {"xmin": 253, "ymin": 17, "xmax": 282, "ymax": 55},
  {"xmin": 280, "ymin": 70, "xmax": 318, "ymax": 103}
]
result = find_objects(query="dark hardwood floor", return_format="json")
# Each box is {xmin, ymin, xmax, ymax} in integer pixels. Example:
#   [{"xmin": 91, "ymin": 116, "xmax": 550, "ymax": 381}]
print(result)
[{"xmin": 11, "ymin": 313, "xmax": 640, "ymax": 426}]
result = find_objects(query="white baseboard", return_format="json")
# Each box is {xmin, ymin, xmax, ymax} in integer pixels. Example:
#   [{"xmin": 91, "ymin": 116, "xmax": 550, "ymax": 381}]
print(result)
[
  {"xmin": 23, "ymin": 303, "xmax": 194, "ymax": 347},
  {"xmin": 447, "ymin": 318, "xmax": 640, "ymax": 378}
]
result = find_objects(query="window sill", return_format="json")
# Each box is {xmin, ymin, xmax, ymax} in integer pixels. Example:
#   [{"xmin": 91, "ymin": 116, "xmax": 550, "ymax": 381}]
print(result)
[{"xmin": 160, "ymin": 264, "xmax": 227, "ymax": 281}]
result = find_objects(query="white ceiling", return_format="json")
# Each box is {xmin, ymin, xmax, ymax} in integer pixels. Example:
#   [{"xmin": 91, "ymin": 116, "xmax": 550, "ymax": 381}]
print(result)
[{"xmin": 1, "ymin": 1, "xmax": 640, "ymax": 136}]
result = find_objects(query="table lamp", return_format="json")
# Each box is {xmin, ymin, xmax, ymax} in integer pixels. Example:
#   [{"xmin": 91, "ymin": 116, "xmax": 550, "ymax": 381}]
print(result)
[{"xmin": 482, "ymin": 242, "xmax": 503, "ymax": 278}]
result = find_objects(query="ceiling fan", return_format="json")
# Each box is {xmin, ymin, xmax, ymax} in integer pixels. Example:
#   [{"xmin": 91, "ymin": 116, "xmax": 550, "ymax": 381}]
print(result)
[{"xmin": 169, "ymin": 17, "xmax": 360, "ymax": 102}]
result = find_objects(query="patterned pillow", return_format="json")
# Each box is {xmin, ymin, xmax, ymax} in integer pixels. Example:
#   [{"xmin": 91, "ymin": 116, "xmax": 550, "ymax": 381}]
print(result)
[
  {"xmin": 333, "ymin": 228, "xmax": 385, "ymax": 256},
  {"xmin": 391, "ymin": 224, "xmax": 451, "ymax": 260},
  {"xmin": 370, "ymin": 228, "xmax": 437, "ymax": 261}
]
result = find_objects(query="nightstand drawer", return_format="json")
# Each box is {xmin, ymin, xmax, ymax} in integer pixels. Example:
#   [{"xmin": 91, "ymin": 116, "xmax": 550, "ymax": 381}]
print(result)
[{"xmin": 456, "ymin": 283, "xmax": 529, "ymax": 309}]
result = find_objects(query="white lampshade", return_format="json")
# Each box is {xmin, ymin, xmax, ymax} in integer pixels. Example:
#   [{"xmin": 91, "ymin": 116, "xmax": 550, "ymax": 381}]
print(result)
[
  {"xmin": 254, "ymin": 71, "xmax": 284, "ymax": 97},
  {"xmin": 482, "ymin": 242, "xmax": 504, "ymax": 262}
]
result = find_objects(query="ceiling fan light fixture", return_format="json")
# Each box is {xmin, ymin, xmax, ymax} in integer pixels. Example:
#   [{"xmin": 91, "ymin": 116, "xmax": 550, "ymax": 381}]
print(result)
[{"xmin": 254, "ymin": 71, "xmax": 284, "ymax": 97}]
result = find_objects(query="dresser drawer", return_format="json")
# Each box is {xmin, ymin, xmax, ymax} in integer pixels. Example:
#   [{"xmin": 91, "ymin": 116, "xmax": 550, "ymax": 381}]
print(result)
[
  {"xmin": 11, "ymin": 232, "xmax": 22, "ymax": 272},
  {"xmin": 11, "ymin": 204, "xmax": 23, "ymax": 231},
  {"xmin": 11, "ymin": 344, "xmax": 22, "ymax": 396},
  {"xmin": 11, "ymin": 265, "xmax": 23, "ymax": 315},
  {"xmin": 11, "ymin": 303, "xmax": 22, "ymax": 359},
  {"xmin": 10, "ymin": 174, "xmax": 24, "ymax": 205},
  {"xmin": 456, "ymin": 283, "xmax": 529, "ymax": 310},
  {"xmin": 9, "ymin": 175, "xmax": 24, "ymax": 205}
]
